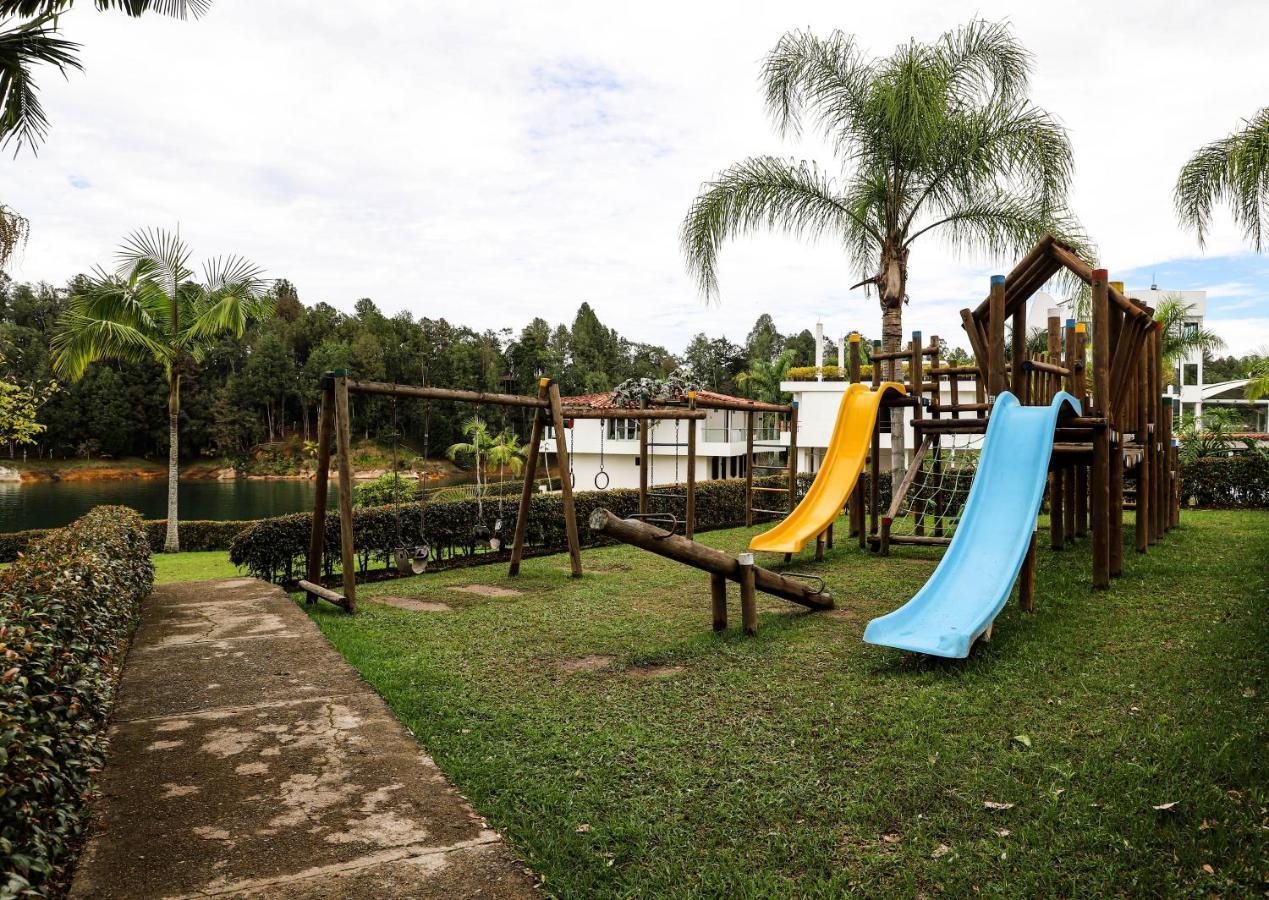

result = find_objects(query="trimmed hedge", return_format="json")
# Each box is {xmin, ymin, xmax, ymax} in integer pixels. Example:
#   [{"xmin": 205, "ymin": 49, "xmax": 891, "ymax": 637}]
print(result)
[
  {"xmin": 232, "ymin": 476, "xmax": 801, "ymax": 583},
  {"xmin": 0, "ymin": 519, "xmax": 252, "ymax": 563},
  {"xmin": 1180, "ymin": 454, "xmax": 1269, "ymax": 509},
  {"xmin": 0, "ymin": 506, "xmax": 154, "ymax": 897}
]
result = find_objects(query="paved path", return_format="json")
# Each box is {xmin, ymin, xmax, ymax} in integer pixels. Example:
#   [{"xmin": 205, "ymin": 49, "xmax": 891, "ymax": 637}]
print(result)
[{"xmin": 71, "ymin": 578, "xmax": 538, "ymax": 899}]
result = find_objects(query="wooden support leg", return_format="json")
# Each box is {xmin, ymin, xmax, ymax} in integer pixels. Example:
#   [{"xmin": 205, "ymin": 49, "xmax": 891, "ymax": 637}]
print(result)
[
  {"xmin": 1075, "ymin": 465, "xmax": 1088, "ymax": 538},
  {"xmin": 333, "ymin": 376, "xmax": 357, "ymax": 613},
  {"xmin": 1019, "ymin": 531, "xmax": 1037, "ymax": 612},
  {"xmin": 1092, "ymin": 427, "xmax": 1110, "ymax": 590},
  {"xmin": 548, "ymin": 384, "xmax": 583, "ymax": 577},
  {"xmin": 305, "ymin": 383, "xmax": 334, "ymax": 604},
  {"xmin": 826, "ymin": 522, "xmax": 834, "ymax": 550},
  {"xmin": 1109, "ymin": 436, "xmax": 1124, "ymax": 578},
  {"xmin": 710, "ymin": 573, "xmax": 727, "ymax": 631},
  {"xmin": 1136, "ymin": 434, "xmax": 1151, "ymax": 553},
  {"xmin": 1050, "ymin": 470, "xmax": 1065, "ymax": 550},
  {"xmin": 738, "ymin": 552, "xmax": 757, "ymax": 636},
  {"xmin": 509, "ymin": 378, "xmax": 550, "ymax": 576},
  {"xmin": 815, "ymin": 530, "xmax": 825, "ymax": 562},
  {"xmin": 1063, "ymin": 461, "xmax": 1077, "ymax": 540}
]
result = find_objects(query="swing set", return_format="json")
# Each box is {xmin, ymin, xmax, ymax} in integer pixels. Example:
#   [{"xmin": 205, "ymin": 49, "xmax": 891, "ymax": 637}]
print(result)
[{"xmin": 300, "ymin": 370, "xmax": 583, "ymax": 612}]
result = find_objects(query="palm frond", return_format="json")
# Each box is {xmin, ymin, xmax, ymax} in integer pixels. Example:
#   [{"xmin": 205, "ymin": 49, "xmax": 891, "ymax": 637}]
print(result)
[
  {"xmin": 761, "ymin": 29, "xmax": 873, "ymax": 143},
  {"xmin": 116, "ymin": 226, "xmax": 194, "ymax": 297},
  {"xmin": 1175, "ymin": 107, "xmax": 1269, "ymax": 251},
  {"xmin": 0, "ymin": 0, "xmax": 210, "ymax": 17},
  {"xmin": 935, "ymin": 18, "xmax": 1030, "ymax": 107},
  {"xmin": 681, "ymin": 156, "xmax": 873, "ymax": 299},
  {"xmin": 50, "ymin": 301, "xmax": 168, "ymax": 379},
  {"xmin": 0, "ymin": 15, "xmax": 82, "ymax": 155}
]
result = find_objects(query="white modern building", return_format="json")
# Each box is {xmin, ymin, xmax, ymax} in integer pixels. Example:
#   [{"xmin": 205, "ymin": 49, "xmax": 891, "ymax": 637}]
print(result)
[{"xmin": 542, "ymin": 391, "xmax": 788, "ymax": 491}]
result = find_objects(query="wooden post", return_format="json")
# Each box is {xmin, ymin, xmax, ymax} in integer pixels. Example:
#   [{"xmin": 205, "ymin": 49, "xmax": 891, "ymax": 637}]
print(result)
[
  {"xmin": 848, "ymin": 334, "xmax": 863, "ymax": 540},
  {"xmin": 332, "ymin": 374, "xmax": 357, "ymax": 612},
  {"xmin": 686, "ymin": 392, "xmax": 697, "ymax": 540},
  {"xmin": 305, "ymin": 379, "xmax": 335, "ymax": 602},
  {"xmin": 548, "ymin": 383, "xmax": 583, "ymax": 577},
  {"xmin": 1150, "ymin": 329, "xmax": 1163, "ymax": 545},
  {"xmin": 1019, "ymin": 531, "xmax": 1037, "ymax": 612},
  {"xmin": 988, "ymin": 275, "xmax": 1007, "ymax": 398},
  {"xmin": 1091, "ymin": 270, "xmax": 1111, "ymax": 589},
  {"xmin": 815, "ymin": 530, "xmax": 825, "ymax": 562},
  {"xmin": 1050, "ymin": 469, "xmax": 1065, "ymax": 550},
  {"xmin": 710, "ymin": 572, "xmax": 727, "ymax": 631},
  {"xmin": 787, "ymin": 401, "xmax": 799, "ymax": 518},
  {"xmin": 869, "ymin": 417, "xmax": 881, "ymax": 547},
  {"xmin": 1074, "ymin": 322, "xmax": 1090, "ymax": 539},
  {"xmin": 1011, "ymin": 300, "xmax": 1027, "ymax": 398},
  {"xmin": 745, "ymin": 409, "xmax": 755, "ymax": 527},
  {"xmin": 910, "ymin": 332, "xmax": 924, "ymax": 536},
  {"xmin": 1135, "ymin": 349, "xmax": 1150, "ymax": 554},
  {"xmin": 1109, "ymin": 430, "xmax": 1124, "ymax": 577},
  {"xmin": 508, "ymin": 377, "xmax": 551, "ymax": 576},
  {"xmin": 638, "ymin": 398, "xmax": 649, "ymax": 515},
  {"xmin": 738, "ymin": 552, "xmax": 758, "ymax": 636}
]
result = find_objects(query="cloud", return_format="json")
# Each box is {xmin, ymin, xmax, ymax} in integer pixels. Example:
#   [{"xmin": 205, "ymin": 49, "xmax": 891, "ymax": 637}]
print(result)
[
  {"xmin": 68, "ymin": 175, "xmax": 91, "ymax": 189},
  {"xmin": 4, "ymin": 0, "xmax": 1268, "ymax": 359}
]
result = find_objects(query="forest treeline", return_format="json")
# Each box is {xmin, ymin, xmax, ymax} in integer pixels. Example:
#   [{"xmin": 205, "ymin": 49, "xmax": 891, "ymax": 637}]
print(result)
[{"xmin": 0, "ymin": 275, "xmax": 823, "ymax": 463}]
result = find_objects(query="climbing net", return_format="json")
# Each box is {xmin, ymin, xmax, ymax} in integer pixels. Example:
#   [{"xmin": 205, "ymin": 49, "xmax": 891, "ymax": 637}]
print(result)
[{"xmin": 887, "ymin": 433, "xmax": 983, "ymax": 540}]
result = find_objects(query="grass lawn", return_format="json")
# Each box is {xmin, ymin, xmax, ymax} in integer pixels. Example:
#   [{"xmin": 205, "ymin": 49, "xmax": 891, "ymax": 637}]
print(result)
[
  {"xmin": 303, "ymin": 510, "xmax": 1266, "ymax": 897},
  {"xmin": 152, "ymin": 550, "xmax": 241, "ymax": 584}
]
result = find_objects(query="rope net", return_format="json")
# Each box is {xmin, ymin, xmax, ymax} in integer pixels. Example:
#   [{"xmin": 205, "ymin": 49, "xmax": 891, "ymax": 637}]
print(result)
[{"xmin": 887, "ymin": 433, "xmax": 982, "ymax": 540}]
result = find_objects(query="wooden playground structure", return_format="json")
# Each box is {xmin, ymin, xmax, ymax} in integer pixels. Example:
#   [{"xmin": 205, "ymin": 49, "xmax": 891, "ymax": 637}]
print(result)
[{"xmin": 836, "ymin": 235, "xmax": 1181, "ymax": 595}]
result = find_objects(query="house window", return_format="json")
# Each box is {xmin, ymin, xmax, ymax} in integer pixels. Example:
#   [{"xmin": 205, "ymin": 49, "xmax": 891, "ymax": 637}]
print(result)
[
  {"xmin": 606, "ymin": 418, "xmax": 639, "ymax": 440},
  {"xmin": 1183, "ymin": 364, "xmax": 1199, "ymax": 386}
]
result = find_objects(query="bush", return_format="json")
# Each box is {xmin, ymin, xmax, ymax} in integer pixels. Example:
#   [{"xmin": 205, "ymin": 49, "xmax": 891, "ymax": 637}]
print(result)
[
  {"xmin": 786, "ymin": 365, "xmax": 877, "ymax": 381},
  {"xmin": 0, "ymin": 519, "xmax": 253, "ymax": 563},
  {"xmin": 230, "ymin": 475, "xmax": 801, "ymax": 583},
  {"xmin": 0, "ymin": 506, "xmax": 153, "ymax": 897},
  {"xmin": 1180, "ymin": 453, "xmax": 1269, "ymax": 508}
]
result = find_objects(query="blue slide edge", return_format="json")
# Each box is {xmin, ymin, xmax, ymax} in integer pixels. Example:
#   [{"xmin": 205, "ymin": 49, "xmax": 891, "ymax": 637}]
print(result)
[{"xmin": 863, "ymin": 390, "xmax": 1082, "ymax": 658}]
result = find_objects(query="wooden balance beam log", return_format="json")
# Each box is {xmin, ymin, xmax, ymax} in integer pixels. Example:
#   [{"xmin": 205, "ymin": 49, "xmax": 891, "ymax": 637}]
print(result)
[
  {"xmin": 297, "ymin": 579, "xmax": 351, "ymax": 611},
  {"xmin": 587, "ymin": 508, "xmax": 834, "ymax": 634}
]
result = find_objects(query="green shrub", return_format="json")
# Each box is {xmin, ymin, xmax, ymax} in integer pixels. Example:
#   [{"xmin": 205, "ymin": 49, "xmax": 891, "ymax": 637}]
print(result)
[
  {"xmin": 230, "ymin": 475, "xmax": 803, "ymax": 583},
  {"xmin": 0, "ymin": 519, "xmax": 253, "ymax": 563},
  {"xmin": 0, "ymin": 506, "xmax": 153, "ymax": 897},
  {"xmin": 1180, "ymin": 453, "xmax": 1269, "ymax": 508}
]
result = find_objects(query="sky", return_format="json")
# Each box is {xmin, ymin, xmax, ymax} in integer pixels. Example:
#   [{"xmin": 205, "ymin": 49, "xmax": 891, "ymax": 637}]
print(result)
[{"xmin": 6, "ymin": 0, "xmax": 1269, "ymax": 356}]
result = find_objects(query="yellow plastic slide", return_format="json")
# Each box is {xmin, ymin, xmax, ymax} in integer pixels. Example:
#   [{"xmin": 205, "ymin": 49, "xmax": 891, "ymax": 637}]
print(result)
[{"xmin": 749, "ymin": 382, "xmax": 906, "ymax": 554}]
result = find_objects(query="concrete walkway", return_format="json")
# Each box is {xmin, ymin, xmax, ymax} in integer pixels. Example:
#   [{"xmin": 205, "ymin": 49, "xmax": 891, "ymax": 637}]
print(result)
[{"xmin": 71, "ymin": 578, "xmax": 538, "ymax": 899}]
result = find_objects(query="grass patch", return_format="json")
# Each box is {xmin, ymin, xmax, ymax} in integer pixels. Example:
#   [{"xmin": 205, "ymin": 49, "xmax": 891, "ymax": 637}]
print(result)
[
  {"xmin": 305, "ymin": 510, "xmax": 1267, "ymax": 897},
  {"xmin": 153, "ymin": 550, "xmax": 240, "ymax": 584}
]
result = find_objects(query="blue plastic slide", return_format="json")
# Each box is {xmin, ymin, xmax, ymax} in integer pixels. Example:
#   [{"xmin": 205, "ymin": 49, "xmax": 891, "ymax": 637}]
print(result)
[{"xmin": 863, "ymin": 390, "xmax": 1081, "ymax": 658}]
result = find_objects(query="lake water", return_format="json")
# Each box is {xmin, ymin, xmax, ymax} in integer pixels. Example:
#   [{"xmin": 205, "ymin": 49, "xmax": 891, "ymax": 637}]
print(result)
[{"xmin": 0, "ymin": 472, "xmax": 479, "ymax": 533}]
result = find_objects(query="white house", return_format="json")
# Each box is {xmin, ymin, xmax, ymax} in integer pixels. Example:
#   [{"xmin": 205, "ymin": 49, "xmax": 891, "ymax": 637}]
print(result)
[{"xmin": 542, "ymin": 391, "xmax": 789, "ymax": 491}]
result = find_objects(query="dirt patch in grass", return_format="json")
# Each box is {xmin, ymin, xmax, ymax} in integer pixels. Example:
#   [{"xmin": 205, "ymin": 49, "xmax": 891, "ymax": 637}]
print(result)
[
  {"xmin": 376, "ymin": 596, "xmax": 452, "ymax": 612},
  {"xmin": 554, "ymin": 655, "xmax": 617, "ymax": 673},
  {"xmin": 626, "ymin": 664, "xmax": 684, "ymax": 679},
  {"xmin": 824, "ymin": 608, "xmax": 858, "ymax": 620},
  {"xmin": 450, "ymin": 585, "xmax": 522, "ymax": 598}
]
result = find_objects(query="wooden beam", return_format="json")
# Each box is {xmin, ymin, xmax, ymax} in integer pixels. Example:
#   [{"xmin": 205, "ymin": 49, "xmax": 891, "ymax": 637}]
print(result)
[
  {"xmin": 345, "ymin": 379, "xmax": 548, "ymax": 409},
  {"xmin": 296, "ymin": 579, "xmax": 348, "ymax": 610},
  {"xmin": 988, "ymin": 275, "xmax": 1007, "ymax": 397}
]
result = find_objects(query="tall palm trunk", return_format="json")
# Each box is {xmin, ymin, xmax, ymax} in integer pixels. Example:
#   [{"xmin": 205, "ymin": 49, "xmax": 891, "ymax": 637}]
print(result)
[
  {"xmin": 164, "ymin": 373, "xmax": 180, "ymax": 552},
  {"xmin": 878, "ymin": 240, "xmax": 908, "ymax": 476}
]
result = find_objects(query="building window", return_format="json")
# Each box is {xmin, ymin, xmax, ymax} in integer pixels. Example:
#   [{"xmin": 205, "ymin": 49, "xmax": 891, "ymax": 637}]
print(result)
[
  {"xmin": 606, "ymin": 418, "xmax": 639, "ymax": 441},
  {"xmin": 1183, "ymin": 363, "xmax": 1199, "ymax": 386}
]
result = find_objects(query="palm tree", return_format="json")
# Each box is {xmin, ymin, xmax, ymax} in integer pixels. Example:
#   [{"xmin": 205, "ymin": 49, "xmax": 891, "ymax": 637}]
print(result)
[
  {"xmin": 1151, "ymin": 295, "xmax": 1225, "ymax": 387},
  {"xmin": 682, "ymin": 20, "xmax": 1085, "ymax": 473},
  {"xmin": 446, "ymin": 416, "xmax": 494, "ymax": 496},
  {"xmin": 52, "ymin": 227, "xmax": 270, "ymax": 551},
  {"xmin": 486, "ymin": 428, "xmax": 526, "ymax": 480},
  {"xmin": 1175, "ymin": 108, "xmax": 1269, "ymax": 251},
  {"xmin": 1244, "ymin": 357, "xmax": 1269, "ymax": 402},
  {"xmin": 0, "ymin": 1, "xmax": 209, "ymax": 154},
  {"xmin": 738, "ymin": 348, "xmax": 797, "ymax": 404}
]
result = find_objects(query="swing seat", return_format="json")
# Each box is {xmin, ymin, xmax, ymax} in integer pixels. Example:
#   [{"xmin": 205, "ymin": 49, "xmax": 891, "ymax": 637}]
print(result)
[{"xmin": 394, "ymin": 544, "xmax": 430, "ymax": 575}]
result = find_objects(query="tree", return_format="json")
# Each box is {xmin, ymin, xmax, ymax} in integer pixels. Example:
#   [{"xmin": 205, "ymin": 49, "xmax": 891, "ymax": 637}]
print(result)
[
  {"xmin": 52, "ymin": 227, "xmax": 270, "ymax": 551},
  {"xmin": 1175, "ymin": 108, "xmax": 1269, "ymax": 252},
  {"xmin": 446, "ymin": 415, "xmax": 494, "ymax": 496},
  {"xmin": 737, "ymin": 348, "xmax": 796, "ymax": 404},
  {"xmin": 1244, "ymin": 356, "xmax": 1269, "ymax": 402},
  {"xmin": 0, "ymin": 360, "xmax": 53, "ymax": 446},
  {"xmin": 1152, "ymin": 295, "xmax": 1225, "ymax": 386},
  {"xmin": 681, "ymin": 20, "xmax": 1084, "ymax": 472},
  {"xmin": 0, "ymin": 1, "xmax": 210, "ymax": 154},
  {"xmin": 745, "ymin": 313, "xmax": 783, "ymax": 365}
]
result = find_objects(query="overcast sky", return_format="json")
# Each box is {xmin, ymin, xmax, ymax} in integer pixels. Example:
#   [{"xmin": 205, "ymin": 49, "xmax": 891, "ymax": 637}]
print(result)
[{"xmin": 6, "ymin": 0, "xmax": 1268, "ymax": 355}]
